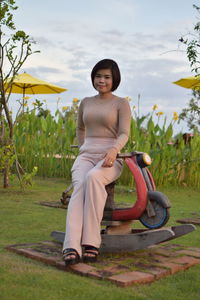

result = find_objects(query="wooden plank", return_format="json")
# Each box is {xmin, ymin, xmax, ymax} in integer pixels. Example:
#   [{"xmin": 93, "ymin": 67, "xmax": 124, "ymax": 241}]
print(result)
[
  {"xmin": 51, "ymin": 228, "xmax": 174, "ymax": 252},
  {"xmin": 50, "ymin": 224, "xmax": 196, "ymax": 253},
  {"xmin": 100, "ymin": 228, "xmax": 174, "ymax": 253}
]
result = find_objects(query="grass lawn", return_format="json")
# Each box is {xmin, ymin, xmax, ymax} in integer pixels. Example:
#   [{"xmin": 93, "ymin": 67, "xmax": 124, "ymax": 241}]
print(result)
[{"xmin": 0, "ymin": 176, "xmax": 200, "ymax": 300}]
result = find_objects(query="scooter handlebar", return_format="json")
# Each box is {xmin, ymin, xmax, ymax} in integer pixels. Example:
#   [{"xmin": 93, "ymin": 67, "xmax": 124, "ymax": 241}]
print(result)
[
  {"xmin": 70, "ymin": 146, "xmax": 146, "ymax": 159},
  {"xmin": 117, "ymin": 151, "xmax": 144, "ymax": 158}
]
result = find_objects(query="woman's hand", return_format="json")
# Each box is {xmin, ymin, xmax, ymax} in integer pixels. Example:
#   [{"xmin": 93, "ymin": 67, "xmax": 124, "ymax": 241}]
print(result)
[{"xmin": 102, "ymin": 147, "xmax": 118, "ymax": 168}]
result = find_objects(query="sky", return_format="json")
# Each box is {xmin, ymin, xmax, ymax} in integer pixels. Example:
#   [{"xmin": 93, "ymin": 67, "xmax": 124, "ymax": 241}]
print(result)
[{"xmin": 5, "ymin": 0, "xmax": 200, "ymax": 134}]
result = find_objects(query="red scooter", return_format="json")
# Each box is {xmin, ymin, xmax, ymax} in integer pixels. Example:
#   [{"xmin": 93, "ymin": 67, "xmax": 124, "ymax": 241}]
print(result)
[{"xmin": 103, "ymin": 151, "xmax": 171, "ymax": 228}]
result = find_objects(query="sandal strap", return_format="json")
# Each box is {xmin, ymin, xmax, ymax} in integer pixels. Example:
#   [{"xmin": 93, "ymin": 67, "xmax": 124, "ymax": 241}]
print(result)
[
  {"xmin": 63, "ymin": 248, "xmax": 79, "ymax": 257},
  {"xmin": 84, "ymin": 246, "xmax": 98, "ymax": 251},
  {"xmin": 84, "ymin": 250, "xmax": 98, "ymax": 257},
  {"xmin": 63, "ymin": 252, "xmax": 76, "ymax": 257},
  {"xmin": 83, "ymin": 246, "xmax": 99, "ymax": 257}
]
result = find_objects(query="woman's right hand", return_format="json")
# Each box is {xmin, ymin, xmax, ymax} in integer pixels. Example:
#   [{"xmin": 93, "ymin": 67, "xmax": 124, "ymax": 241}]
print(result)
[{"xmin": 102, "ymin": 147, "xmax": 118, "ymax": 168}]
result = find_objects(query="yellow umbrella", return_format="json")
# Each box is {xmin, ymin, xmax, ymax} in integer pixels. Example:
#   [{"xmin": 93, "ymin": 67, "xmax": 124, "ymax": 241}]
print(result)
[
  {"xmin": 173, "ymin": 75, "xmax": 200, "ymax": 90},
  {"xmin": 4, "ymin": 72, "xmax": 67, "ymax": 96}
]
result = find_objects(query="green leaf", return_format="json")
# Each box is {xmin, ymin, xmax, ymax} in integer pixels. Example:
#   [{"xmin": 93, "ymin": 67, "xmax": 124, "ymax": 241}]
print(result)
[
  {"xmin": 41, "ymin": 117, "xmax": 47, "ymax": 132},
  {"xmin": 165, "ymin": 124, "xmax": 173, "ymax": 140},
  {"xmin": 147, "ymin": 117, "xmax": 154, "ymax": 132}
]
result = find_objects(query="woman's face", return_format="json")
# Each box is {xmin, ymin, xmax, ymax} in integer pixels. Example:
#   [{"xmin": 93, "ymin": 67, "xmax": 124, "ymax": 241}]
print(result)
[{"xmin": 93, "ymin": 69, "xmax": 113, "ymax": 94}]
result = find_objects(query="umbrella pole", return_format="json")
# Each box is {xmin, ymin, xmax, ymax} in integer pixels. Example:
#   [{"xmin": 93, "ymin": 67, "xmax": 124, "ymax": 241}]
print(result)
[{"xmin": 22, "ymin": 88, "xmax": 25, "ymax": 113}]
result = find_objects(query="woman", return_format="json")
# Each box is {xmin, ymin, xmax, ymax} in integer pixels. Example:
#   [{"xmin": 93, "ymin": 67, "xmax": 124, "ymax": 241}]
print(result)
[{"xmin": 63, "ymin": 59, "xmax": 131, "ymax": 265}]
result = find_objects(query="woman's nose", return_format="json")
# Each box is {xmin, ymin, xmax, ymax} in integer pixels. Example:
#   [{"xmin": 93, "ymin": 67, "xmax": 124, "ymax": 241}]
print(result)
[{"xmin": 99, "ymin": 77, "xmax": 105, "ymax": 83}]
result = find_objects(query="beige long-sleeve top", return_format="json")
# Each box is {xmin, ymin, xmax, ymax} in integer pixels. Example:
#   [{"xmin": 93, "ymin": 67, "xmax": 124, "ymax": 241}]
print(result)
[{"xmin": 76, "ymin": 96, "xmax": 131, "ymax": 152}]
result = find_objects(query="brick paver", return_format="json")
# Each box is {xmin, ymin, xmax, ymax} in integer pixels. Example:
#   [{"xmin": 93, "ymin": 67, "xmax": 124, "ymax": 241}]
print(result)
[
  {"xmin": 70, "ymin": 263, "xmax": 95, "ymax": 275},
  {"xmin": 171, "ymin": 256, "xmax": 200, "ymax": 268},
  {"xmin": 175, "ymin": 250, "xmax": 200, "ymax": 258},
  {"xmin": 157, "ymin": 262, "xmax": 185, "ymax": 274},
  {"xmin": 145, "ymin": 267, "xmax": 170, "ymax": 279},
  {"xmin": 108, "ymin": 271, "xmax": 154, "ymax": 287}
]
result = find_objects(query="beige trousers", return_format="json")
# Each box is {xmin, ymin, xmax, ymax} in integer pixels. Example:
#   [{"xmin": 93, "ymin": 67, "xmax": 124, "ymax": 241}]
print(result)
[{"xmin": 63, "ymin": 137, "xmax": 123, "ymax": 256}]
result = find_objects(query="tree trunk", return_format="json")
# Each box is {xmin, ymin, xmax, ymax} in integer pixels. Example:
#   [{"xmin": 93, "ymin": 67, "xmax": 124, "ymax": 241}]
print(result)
[
  {"xmin": 1, "ymin": 93, "xmax": 13, "ymax": 188},
  {"xmin": 3, "ymin": 165, "xmax": 9, "ymax": 188}
]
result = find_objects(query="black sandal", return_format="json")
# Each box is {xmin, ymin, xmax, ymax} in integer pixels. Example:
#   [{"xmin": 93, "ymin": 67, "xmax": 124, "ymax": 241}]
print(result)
[
  {"xmin": 62, "ymin": 248, "xmax": 80, "ymax": 266},
  {"xmin": 82, "ymin": 246, "xmax": 99, "ymax": 263}
]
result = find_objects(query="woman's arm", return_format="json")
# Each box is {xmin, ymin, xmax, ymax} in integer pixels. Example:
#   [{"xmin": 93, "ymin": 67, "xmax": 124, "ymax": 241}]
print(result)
[
  {"xmin": 102, "ymin": 99, "xmax": 131, "ymax": 167},
  {"xmin": 113, "ymin": 99, "xmax": 131, "ymax": 151},
  {"xmin": 76, "ymin": 99, "xmax": 85, "ymax": 147}
]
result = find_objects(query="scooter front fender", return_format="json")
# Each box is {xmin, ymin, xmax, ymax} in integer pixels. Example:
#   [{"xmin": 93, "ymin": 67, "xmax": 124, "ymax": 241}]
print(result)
[
  {"xmin": 148, "ymin": 191, "xmax": 171, "ymax": 208},
  {"xmin": 112, "ymin": 157, "xmax": 148, "ymax": 221}
]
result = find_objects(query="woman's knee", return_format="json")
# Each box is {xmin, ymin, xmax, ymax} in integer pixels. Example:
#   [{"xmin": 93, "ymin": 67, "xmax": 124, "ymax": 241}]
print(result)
[
  {"xmin": 86, "ymin": 169, "xmax": 102, "ymax": 183},
  {"xmin": 72, "ymin": 179, "xmax": 85, "ymax": 190}
]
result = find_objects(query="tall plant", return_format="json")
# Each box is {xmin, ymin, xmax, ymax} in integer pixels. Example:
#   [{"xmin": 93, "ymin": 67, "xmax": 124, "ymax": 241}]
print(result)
[
  {"xmin": 14, "ymin": 102, "xmax": 200, "ymax": 188},
  {"xmin": 0, "ymin": 0, "xmax": 38, "ymax": 187},
  {"xmin": 179, "ymin": 90, "xmax": 200, "ymax": 132}
]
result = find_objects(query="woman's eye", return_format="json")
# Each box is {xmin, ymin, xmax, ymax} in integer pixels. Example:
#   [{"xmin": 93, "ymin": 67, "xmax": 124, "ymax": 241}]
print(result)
[{"xmin": 95, "ymin": 74, "xmax": 111, "ymax": 79}]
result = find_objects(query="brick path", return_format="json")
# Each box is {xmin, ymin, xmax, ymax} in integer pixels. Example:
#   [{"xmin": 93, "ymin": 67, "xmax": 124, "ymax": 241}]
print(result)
[{"xmin": 5, "ymin": 241, "xmax": 200, "ymax": 287}]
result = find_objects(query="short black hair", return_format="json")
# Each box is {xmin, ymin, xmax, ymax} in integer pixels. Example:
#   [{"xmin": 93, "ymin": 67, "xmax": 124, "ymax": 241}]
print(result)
[{"xmin": 91, "ymin": 59, "xmax": 121, "ymax": 91}]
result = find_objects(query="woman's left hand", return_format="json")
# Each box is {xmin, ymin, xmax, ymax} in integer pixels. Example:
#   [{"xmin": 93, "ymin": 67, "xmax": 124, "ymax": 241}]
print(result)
[{"xmin": 102, "ymin": 147, "xmax": 118, "ymax": 168}]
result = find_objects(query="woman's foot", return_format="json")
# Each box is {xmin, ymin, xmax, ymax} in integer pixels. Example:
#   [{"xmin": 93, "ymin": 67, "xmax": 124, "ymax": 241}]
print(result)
[
  {"xmin": 62, "ymin": 248, "xmax": 80, "ymax": 266},
  {"xmin": 82, "ymin": 246, "xmax": 99, "ymax": 263}
]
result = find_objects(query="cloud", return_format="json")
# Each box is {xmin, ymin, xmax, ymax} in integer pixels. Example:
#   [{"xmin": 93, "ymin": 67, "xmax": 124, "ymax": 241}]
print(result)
[
  {"xmin": 24, "ymin": 66, "xmax": 63, "ymax": 75},
  {"xmin": 126, "ymin": 61, "xmax": 189, "ymax": 98},
  {"xmin": 34, "ymin": 36, "xmax": 55, "ymax": 48},
  {"xmin": 102, "ymin": 29, "xmax": 124, "ymax": 37}
]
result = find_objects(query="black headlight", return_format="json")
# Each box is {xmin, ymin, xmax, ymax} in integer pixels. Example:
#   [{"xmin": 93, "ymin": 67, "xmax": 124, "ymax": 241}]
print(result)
[{"xmin": 137, "ymin": 153, "xmax": 152, "ymax": 168}]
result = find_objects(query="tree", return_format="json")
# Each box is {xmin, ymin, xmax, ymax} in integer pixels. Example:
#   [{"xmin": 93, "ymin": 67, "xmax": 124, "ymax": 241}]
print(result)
[
  {"xmin": 0, "ymin": 0, "xmax": 39, "ymax": 187},
  {"xmin": 179, "ymin": 4, "xmax": 200, "ymax": 74},
  {"xmin": 178, "ymin": 4, "xmax": 200, "ymax": 132},
  {"xmin": 178, "ymin": 90, "xmax": 200, "ymax": 131}
]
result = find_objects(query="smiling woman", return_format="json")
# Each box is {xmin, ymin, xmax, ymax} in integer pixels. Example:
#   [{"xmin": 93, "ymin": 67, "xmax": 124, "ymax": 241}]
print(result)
[{"xmin": 62, "ymin": 59, "xmax": 131, "ymax": 265}]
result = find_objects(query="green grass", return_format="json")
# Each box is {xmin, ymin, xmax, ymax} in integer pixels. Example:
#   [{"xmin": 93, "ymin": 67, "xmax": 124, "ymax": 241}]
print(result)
[{"xmin": 0, "ymin": 177, "xmax": 200, "ymax": 300}]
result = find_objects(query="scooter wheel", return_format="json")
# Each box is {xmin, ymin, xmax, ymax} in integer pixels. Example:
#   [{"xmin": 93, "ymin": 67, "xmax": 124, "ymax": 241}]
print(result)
[{"xmin": 139, "ymin": 199, "xmax": 170, "ymax": 229}]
